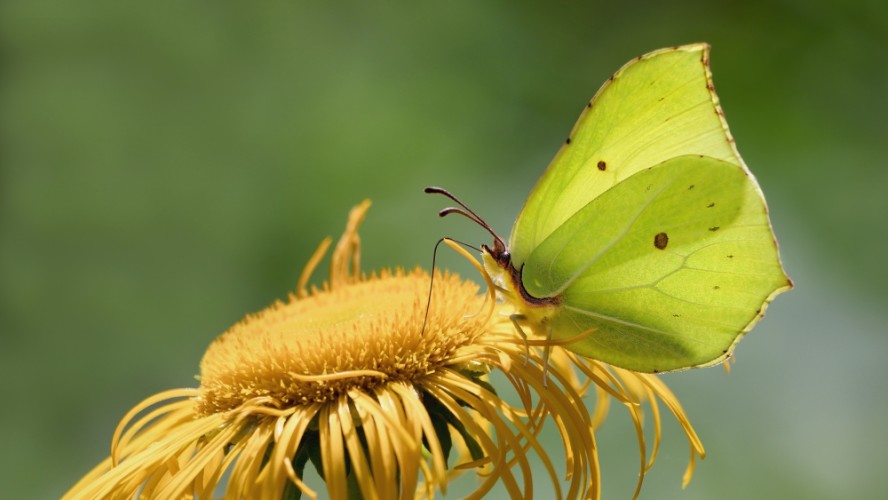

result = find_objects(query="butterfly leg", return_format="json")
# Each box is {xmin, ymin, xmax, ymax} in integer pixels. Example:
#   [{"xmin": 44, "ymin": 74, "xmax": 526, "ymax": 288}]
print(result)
[
  {"xmin": 542, "ymin": 322, "xmax": 553, "ymax": 388},
  {"xmin": 510, "ymin": 314, "xmax": 553, "ymax": 387},
  {"xmin": 509, "ymin": 314, "xmax": 531, "ymax": 367}
]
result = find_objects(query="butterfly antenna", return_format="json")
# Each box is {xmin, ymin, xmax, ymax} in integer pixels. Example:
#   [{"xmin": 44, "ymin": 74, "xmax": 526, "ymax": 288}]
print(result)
[
  {"xmin": 421, "ymin": 237, "xmax": 482, "ymax": 336},
  {"xmin": 421, "ymin": 238, "xmax": 445, "ymax": 337},
  {"xmin": 424, "ymin": 186, "xmax": 507, "ymax": 250}
]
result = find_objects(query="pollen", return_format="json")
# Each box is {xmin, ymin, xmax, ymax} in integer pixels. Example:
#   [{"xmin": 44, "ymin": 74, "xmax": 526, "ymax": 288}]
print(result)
[{"xmin": 197, "ymin": 268, "xmax": 489, "ymax": 414}]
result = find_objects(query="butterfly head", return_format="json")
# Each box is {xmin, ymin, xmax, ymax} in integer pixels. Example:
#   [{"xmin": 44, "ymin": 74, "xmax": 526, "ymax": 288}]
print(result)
[
  {"xmin": 481, "ymin": 238, "xmax": 511, "ymax": 269},
  {"xmin": 425, "ymin": 186, "xmax": 560, "ymax": 312}
]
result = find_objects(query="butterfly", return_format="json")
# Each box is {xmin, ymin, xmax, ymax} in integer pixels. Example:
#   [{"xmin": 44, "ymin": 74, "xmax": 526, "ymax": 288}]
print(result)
[{"xmin": 428, "ymin": 43, "xmax": 792, "ymax": 373}]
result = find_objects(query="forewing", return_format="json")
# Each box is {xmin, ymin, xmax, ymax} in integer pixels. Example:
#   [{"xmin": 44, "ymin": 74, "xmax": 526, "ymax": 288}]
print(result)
[
  {"xmin": 510, "ymin": 44, "xmax": 742, "ymax": 265},
  {"xmin": 521, "ymin": 156, "xmax": 791, "ymax": 372}
]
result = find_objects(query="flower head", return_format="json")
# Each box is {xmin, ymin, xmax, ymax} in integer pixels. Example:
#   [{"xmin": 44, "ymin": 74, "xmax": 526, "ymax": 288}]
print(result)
[{"xmin": 66, "ymin": 201, "xmax": 703, "ymax": 499}]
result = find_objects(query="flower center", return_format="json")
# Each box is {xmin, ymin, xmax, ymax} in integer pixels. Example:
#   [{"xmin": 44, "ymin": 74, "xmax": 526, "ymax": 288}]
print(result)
[{"xmin": 195, "ymin": 269, "xmax": 488, "ymax": 415}]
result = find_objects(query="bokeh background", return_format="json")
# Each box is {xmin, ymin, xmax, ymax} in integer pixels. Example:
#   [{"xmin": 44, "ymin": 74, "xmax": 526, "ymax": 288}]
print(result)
[{"xmin": 2, "ymin": 1, "xmax": 885, "ymax": 498}]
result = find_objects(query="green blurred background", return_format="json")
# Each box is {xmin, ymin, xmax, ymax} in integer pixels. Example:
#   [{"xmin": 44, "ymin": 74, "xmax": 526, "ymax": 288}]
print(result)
[{"xmin": 2, "ymin": 1, "xmax": 885, "ymax": 498}]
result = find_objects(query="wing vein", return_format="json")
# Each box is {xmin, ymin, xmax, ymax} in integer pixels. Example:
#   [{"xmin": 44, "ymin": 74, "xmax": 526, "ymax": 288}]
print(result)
[{"xmin": 548, "ymin": 180, "xmax": 672, "ymax": 296}]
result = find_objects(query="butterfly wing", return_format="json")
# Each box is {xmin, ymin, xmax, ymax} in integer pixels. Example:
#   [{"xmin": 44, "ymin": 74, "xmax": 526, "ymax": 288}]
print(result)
[
  {"xmin": 510, "ymin": 44, "xmax": 744, "ymax": 266},
  {"xmin": 520, "ymin": 155, "xmax": 791, "ymax": 372}
]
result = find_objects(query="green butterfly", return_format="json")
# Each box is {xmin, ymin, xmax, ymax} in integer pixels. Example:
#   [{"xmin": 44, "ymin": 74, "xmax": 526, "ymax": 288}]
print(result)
[{"xmin": 428, "ymin": 43, "xmax": 791, "ymax": 373}]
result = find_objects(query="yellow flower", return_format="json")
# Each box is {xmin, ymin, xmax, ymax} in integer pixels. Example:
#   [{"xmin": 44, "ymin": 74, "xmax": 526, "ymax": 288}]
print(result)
[{"xmin": 65, "ymin": 201, "xmax": 704, "ymax": 499}]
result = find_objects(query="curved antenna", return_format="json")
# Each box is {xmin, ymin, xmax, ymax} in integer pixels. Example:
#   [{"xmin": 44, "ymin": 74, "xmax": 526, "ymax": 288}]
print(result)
[
  {"xmin": 424, "ymin": 186, "xmax": 507, "ymax": 251},
  {"xmin": 438, "ymin": 206, "xmax": 485, "ymax": 228},
  {"xmin": 421, "ymin": 236, "xmax": 482, "ymax": 336}
]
